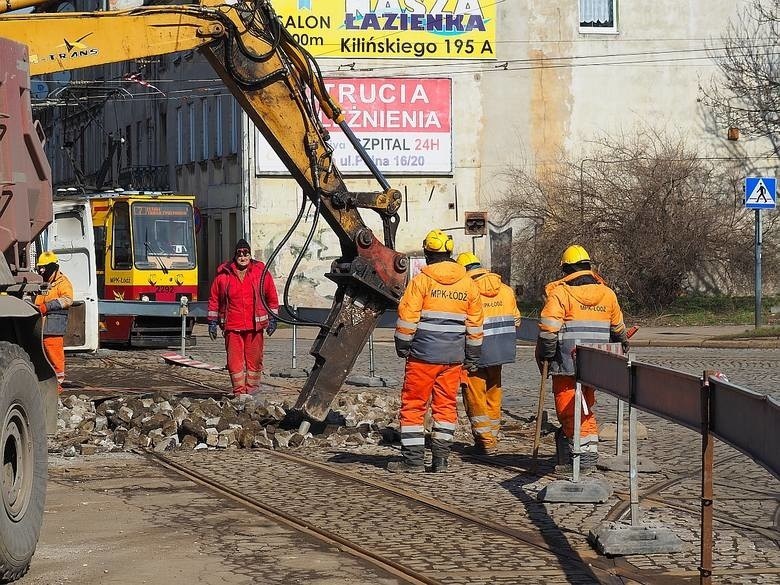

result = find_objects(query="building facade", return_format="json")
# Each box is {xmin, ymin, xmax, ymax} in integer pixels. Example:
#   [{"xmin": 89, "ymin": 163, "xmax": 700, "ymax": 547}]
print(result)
[{"xmin": 41, "ymin": 0, "xmax": 756, "ymax": 303}]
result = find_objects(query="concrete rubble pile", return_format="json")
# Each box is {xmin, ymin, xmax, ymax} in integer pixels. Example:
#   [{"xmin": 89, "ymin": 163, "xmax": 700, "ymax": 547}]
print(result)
[{"xmin": 54, "ymin": 391, "xmax": 403, "ymax": 457}]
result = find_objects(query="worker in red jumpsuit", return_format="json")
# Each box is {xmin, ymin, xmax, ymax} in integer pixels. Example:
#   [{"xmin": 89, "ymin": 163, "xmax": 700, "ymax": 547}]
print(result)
[{"xmin": 207, "ymin": 239, "xmax": 279, "ymax": 395}]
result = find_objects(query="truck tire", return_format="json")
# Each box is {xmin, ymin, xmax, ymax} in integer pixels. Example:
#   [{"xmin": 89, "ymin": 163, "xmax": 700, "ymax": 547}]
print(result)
[{"xmin": 0, "ymin": 342, "xmax": 47, "ymax": 582}]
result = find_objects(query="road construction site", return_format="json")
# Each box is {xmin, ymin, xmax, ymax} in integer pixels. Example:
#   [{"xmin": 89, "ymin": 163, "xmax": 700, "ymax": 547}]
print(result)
[{"xmin": 20, "ymin": 326, "xmax": 779, "ymax": 585}]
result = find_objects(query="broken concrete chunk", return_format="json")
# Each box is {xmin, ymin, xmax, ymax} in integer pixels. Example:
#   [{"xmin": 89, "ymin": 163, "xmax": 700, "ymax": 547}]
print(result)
[
  {"xmin": 117, "ymin": 406, "xmax": 134, "ymax": 424},
  {"xmin": 205, "ymin": 428, "xmax": 219, "ymax": 447}
]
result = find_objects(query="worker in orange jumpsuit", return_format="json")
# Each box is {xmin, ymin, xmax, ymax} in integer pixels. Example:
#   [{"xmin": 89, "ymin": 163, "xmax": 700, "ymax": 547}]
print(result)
[
  {"xmin": 207, "ymin": 239, "xmax": 279, "ymax": 395},
  {"xmin": 34, "ymin": 251, "xmax": 74, "ymax": 393},
  {"xmin": 456, "ymin": 252, "xmax": 521, "ymax": 455},
  {"xmin": 536, "ymin": 245, "xmax": 628, "ymax": 469},
  {"xmin": 390, "ymin": 229, "xmax": 484, "ymax": 473}
]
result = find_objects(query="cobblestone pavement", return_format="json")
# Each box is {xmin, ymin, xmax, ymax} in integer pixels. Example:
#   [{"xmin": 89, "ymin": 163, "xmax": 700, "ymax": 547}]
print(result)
[
  {"xmin": 165, "ymin": 449, "xmax": 610, "ymax": 584},
  {"xmin": 19, "ymin": 455, "xmax": 402, "ymax": 585},
  {"xmin": 65, "ymin": 332, "xmax": 779, "ymax": 583}
]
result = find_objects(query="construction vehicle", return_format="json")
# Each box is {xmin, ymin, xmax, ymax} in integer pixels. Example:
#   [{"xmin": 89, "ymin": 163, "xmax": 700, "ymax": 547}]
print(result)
[
  {"xmin": 0, "ymin": 0, "xmax": 408, "ymax": 577},
  {"xmin": 0, "ymin": 0, "xmax": 408, "ymax": 422},
  {"xmin": 0, "ymin": 37, "xmax": 58, "ymax": 581}
]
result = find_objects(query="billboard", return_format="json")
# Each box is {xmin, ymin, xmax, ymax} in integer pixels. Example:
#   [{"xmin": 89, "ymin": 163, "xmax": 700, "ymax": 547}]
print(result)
[
  {"xmin": 255, "ymin": 77, "xmax": 452, "ymax": 175},
  {"xmin": 271, "ymin": 1, "xmax": 497, "ymax": 60}
]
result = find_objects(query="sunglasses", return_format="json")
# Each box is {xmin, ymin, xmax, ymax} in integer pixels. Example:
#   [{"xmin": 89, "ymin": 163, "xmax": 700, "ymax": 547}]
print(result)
[{"xmin": 236, "ymin": 249, "xmax": 251, "ymax": 257}]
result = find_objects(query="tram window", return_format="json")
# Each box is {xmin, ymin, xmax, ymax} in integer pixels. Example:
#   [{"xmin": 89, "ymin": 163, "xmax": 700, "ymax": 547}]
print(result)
[
  {"xmin": 112, "ymin": 202, "xmax": 132, "ymax": 269},
  {"xmin": 132, "ymin": 202, "xmax": 196, "ymax": 270},
  {"xmin": 94, "ymin": 226, "xmax": 106, "ymax": 272}
]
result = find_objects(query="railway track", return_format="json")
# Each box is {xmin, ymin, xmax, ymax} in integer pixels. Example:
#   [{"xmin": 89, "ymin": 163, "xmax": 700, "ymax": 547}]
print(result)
[
  {"xmin": 146, "ymin": 447, "xmax": 694, "ymax": 585},
  {"xmin": 66, "ymin": 352, "xmax": 777, "ymax": 582}
]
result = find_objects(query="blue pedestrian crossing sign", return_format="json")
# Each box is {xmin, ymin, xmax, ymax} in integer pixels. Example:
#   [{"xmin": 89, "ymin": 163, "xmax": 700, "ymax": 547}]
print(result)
[{"xmin": 745, "ymin": 177, "xmax": 776, "ymax": 210}]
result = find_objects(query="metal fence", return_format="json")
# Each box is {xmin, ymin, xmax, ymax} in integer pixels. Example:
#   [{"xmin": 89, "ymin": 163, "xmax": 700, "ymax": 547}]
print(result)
[{"xmin": 576, "ymin": 346, "xmax": 780, "ymax": 584}]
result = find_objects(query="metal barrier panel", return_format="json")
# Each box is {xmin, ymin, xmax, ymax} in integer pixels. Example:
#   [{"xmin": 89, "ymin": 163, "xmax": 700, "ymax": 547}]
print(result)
[
  {"xmin": 576, "ymin": 347, "xmax": 630, "ymax": 400},
  {"xmin": 710, "ymin": 378, "xmax": 780, "ymax": 479},
  {"xmin": 295, "ymin": 307, "xmax": 398, "ymax": 328},
  {"xmin": 99, "ymin": 300, "xmax": 209, "ymax": 318},
  {"xmin": 633, "ymin": 362, "xmax": 702, "ymax": 431}
]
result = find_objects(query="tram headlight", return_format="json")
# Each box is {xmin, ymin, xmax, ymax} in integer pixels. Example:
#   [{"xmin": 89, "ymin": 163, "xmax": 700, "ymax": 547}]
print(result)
[{"xmin": 139, "ymin": 293, "xmax": 156, "ymax": 302}]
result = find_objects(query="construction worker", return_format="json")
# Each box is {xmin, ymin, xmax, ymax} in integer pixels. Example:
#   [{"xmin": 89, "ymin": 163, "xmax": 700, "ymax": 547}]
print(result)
[
  {"xmin": 390, "ymin": 229, "xmax": 484, "ymax": 473},
  {"xmin": 536, "ymin": 245, "xmax": 628, "ymax": 469},
  {"xmin": 456, "ymin": 252, "xmax": 521, "ymax": 455},
  {"xmin": 207, "ymin": 238, "xmax": 279, "ymax": 395},
  {"xmin": 34, "ymin": 251, "xmax": 74, "ymax": 393}
]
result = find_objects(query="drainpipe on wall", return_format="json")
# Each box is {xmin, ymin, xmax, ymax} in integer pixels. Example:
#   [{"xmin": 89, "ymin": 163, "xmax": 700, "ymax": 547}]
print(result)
[{"xmin": 240, "ymin": 108, "xmax": 252, "ymax": 242}]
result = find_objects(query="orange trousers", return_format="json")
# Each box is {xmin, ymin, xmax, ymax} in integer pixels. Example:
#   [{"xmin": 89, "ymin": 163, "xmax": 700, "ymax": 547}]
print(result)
[
  {"xmin": 399, "ymin": 358, "xmax": 461, "ymax": 464},
  {"xmin": 462, "ymin": 365, "xmax": 503, "ymax": 449},
  {"xmin": 43, "ymin": 336, "xmax": 65, "ymax": 393},
  {"xmin": 552, "ymin": 375, "xmax": 598, "ymax": 442},
  {"xmin": 225, "ymin": 330, "xmax": 264, "ymax": 395}
]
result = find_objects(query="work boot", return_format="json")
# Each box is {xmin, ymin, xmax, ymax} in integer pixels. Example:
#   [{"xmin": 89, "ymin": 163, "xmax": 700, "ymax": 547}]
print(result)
[
  {"xmin": 554, "ymin": 427, "xmax": 572, "ymax": 465},
  {"xmin": 431, "ymin": 457, "xmax": 449, "ymax": 473},
  {"xmin": 465, "ymin": 443, "xmax": 496, "ymax": 456},
  {"xmin": 581, "ymin": 450, "xmax": 599, "ymax": 469},
  {"xmin": 387, "ymin": 460, "xmax": 424, "ymax": 474},
  {"xmin": 480, "ymin": 443, "xmax": 497, "ymax": 455}
]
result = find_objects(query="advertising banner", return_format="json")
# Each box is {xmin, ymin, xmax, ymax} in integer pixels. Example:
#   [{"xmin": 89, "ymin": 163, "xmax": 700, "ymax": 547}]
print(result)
[
  {"xmin": 255, "ymin": 77, "xmax": 452, "ymax": 175},
  {"xmin": 270, "ymin": 1, "xmax": 497, "ymax": 60}
]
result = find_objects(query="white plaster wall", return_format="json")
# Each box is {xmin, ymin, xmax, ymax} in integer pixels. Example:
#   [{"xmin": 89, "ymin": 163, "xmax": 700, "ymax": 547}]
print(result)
[{"xmin": 247, "ymin": 0, "xmax": 756, "ymax": 306}]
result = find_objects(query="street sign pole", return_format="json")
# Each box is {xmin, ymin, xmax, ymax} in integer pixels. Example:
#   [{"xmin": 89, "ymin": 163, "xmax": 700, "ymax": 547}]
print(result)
[
  {"xmin": 744, "ymin": 176, "xmax": 776, "ymax": 329},
  {"xmin": 755, "ymin": 209, "xmax": 762, "ymax": 329}
]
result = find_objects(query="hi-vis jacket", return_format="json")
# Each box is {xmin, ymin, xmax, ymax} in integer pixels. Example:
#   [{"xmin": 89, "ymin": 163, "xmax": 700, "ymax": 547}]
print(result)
[
  {"xmin": 207, "ymin": 259, "xmax": 279, "ymax": 332},
  {"xmin": 34, "ymin": 271, "xmax": 74, "ymax": 337},
  {"xmin": 395, "ymin": 261, "xmax": 484, "ymax": 364},
  {"xmin": 538, "ymin": 270, "xmax": 625, "ymax": 375},
  {"xmin": 467, "ymin": 268, "xmax": 521, "ymax": 367}
]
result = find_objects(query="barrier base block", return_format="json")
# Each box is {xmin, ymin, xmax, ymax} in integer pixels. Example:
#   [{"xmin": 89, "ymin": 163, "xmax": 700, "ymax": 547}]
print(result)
[
  {"xmin": 589, "ymin": 523, "xmax": 682, "ymax": 556},
  {"xmin": 597, "ymin": 454, "xmax": 660, "ymax": 473},
  {"xmin": 270, "ymin": 368, "xmax": 311, "ymax": 379},
  {"xmin": 345, "ymin": 375, "xmax": 397, "ymax": 388},
  {"xmin": 537, "ymin": 479, "xmax": 612, "ymax": 503}
]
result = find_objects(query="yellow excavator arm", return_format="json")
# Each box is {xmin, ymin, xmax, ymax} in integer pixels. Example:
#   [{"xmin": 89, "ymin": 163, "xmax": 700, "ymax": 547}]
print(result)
[{"xmin": 0, "ymin": 0, "xmax": 409, "ymax": 423}]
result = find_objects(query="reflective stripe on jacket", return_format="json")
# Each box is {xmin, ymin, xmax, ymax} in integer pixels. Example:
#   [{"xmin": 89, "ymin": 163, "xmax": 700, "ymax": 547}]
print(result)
[
  {"xmin": 468, "ymin": 268, "xmax": 521, "ymax": 367},
  {"xmin": 395, "ymin": 261, "xmax": 483, "ymax": 364},
  {"xmin": 207, "ymin": 259, "xmax": 279, "ymax": 332},
  {"xmin": 34, "ymin": 271, "xmax": 74, "ymax": 337},
  {"xmin": 538, "ymin": 270, "xmax": 625, "ymax": 375}
]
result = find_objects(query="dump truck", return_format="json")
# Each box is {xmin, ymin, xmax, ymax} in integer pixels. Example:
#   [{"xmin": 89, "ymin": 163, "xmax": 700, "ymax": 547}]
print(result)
[{"xmin": 0, "ymin": 37, "xmax": 57, "ymax": 580}]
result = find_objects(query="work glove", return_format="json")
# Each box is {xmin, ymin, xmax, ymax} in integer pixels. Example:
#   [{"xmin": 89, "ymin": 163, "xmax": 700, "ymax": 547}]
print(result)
[
  {"xmin": 535, "ymin": 337, "xmax": 556, "ymax": 374},
  {"xmin": 464, "ymin": 345, "xmax": 481, "ymax": 373},
  {"xmin": 266, "ymin": 316, "xmax": 277, "ymax": 336},
  {"xmin": 208, "ymin": 321, "xmax": 218, "ymax": 341},
  {"xmin": 37, "ymin": 303, "xmax": 48, "ymax": 315},
  {"xmin": 612, "ymin": 331, "xmax": 630, "ymax": 355},
  {"xmin": 394, "ymin": 338, "xmax": 411, "ymax": 359},
  {"xmin": 464, "ymin": 358, "xmax": 479, "ymax": 374}
]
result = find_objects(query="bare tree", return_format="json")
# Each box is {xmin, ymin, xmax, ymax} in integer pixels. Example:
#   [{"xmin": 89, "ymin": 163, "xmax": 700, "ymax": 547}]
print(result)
[
  {"xmin": 495, "ymin": 129, "xmax": 779, "ymax": 311},
  {"xmin": 702, "ymin": 0, "xmax": 780, "ymax": 157}
]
